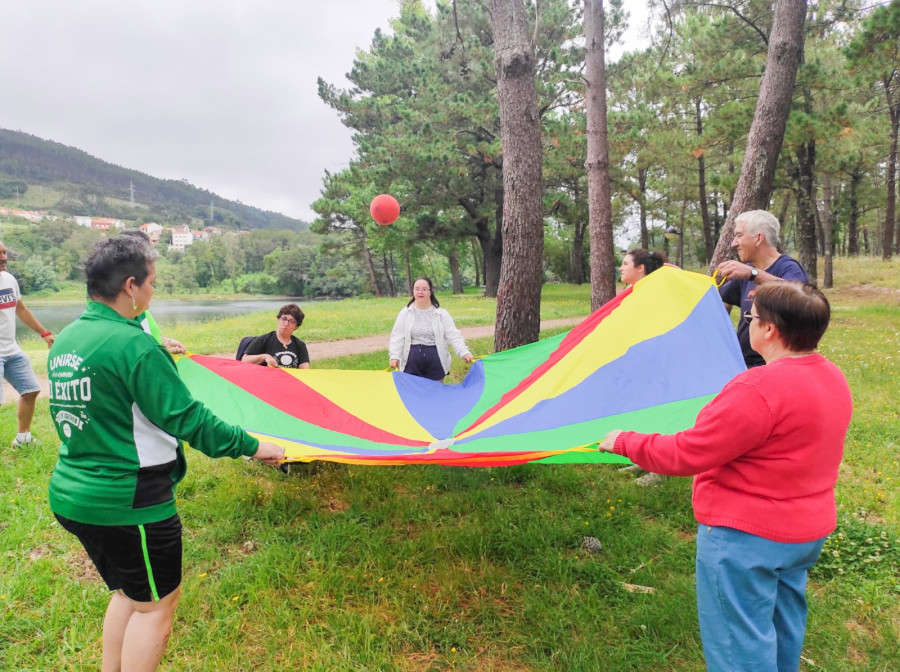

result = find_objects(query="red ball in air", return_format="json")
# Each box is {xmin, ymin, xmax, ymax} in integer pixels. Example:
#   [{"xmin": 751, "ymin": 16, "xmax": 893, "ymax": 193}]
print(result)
[{"xmin": 370, "ymin": 194, "xmax": 400, "ymax": 226}]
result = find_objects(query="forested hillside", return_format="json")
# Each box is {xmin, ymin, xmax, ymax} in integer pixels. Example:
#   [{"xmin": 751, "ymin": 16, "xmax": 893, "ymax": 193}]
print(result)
[{"xmin": 0, "ymin": 129, "xmax": 308, "ymax": 232}]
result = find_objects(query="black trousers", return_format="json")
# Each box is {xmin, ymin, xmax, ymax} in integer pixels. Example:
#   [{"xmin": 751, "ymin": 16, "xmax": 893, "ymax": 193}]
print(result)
[{"xmin": 404, "ymin": 344, "xmax": 445, "ymax": 380}]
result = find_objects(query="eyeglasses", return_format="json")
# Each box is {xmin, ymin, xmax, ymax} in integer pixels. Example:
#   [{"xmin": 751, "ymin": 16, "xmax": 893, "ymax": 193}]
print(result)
[
  {"xmin": 743, "ymin": 312, "xmax": 761, "ymax": 326},
  {"xmin": 278, "ymin": 316, "xmax": 297, "ymax": 325}
]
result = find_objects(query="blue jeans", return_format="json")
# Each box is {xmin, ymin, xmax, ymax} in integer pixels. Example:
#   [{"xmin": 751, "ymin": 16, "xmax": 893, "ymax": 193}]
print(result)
[
  {"xmin": 696, "ymin": 525, "xmax": 826, "ymax": 672},
  {"xmin": 0, "ymin": 351, "xmax": 41, "ymax": 403}
]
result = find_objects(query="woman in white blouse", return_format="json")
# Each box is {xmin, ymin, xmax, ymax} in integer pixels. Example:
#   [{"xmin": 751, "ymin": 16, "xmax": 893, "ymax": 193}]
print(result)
[{"xmin": 389, "ymin": 277, "xmax": 473, "ymax": 380}]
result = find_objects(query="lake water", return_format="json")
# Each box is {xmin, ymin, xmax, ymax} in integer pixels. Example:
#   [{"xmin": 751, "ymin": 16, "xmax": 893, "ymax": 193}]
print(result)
[{"xmin": 25, "ymin": 298, "xmax": 297, "ymax": 339}]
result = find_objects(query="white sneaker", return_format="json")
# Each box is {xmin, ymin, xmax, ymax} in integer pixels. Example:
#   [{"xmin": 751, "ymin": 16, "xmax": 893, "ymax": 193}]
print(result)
[{"xmin": 11, "ymin": 435, "xmax": 37, "ymax": 448}]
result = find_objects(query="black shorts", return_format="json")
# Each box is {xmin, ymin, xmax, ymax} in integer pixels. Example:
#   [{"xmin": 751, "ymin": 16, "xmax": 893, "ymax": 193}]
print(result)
[{"xmin": 55, "ymin": 513, "xmax": 182, "ymax": 602}]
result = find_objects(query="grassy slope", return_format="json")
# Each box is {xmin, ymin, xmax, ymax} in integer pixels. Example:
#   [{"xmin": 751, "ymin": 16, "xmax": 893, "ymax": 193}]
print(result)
[{"xmin": 2, "ymin": 262, "xmax": 898, "ymax": 671}]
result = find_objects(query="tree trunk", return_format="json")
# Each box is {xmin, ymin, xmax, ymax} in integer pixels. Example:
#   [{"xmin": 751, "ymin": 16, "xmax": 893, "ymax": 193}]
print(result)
[
  {"xmin": 571, "ymin": 219, "xmax": 587, "ymax": 284},
  {"xmin": 638, "ymin": 167, "xmax": 649, "ymax": 249},
  {"xmin": 482, "ymin": 230, "xmax": 502, "ymax": 297},
  {"xmin": 822, "ymin": 173, "xmax": 834, "ymax": 289},
  {"xmin": 584, "ymin": 0, "xmax": 616, "ymax": 311},
  {"xmin": 490, "ymin": 0, "xmax": 543, "ymax": 350},
  {"xmin": 363, "ymin": 245, "xmax": 382, "ymax": 298},
  {"xmin": 461, "ymin": 202, "xmax": 502, "ymax": 297},
  {"xmin": 569, "ymin": 182, "xmax": 587, "ymax": 284},
  {"xmin": 712, "ymin": 196, "xmax": 722, "ymax": 241},
  {"xmin": 470, "ymin": 237, "xmax": 482, "ymax": 286},
  {"xmin": 884, "ymin": 75, "xmax": 899, "ymax": 259},
  {"xmin": 696, "ymin": 98, "xmax": 714, "ymax": 263},
  {"xmin": 795, "ymin": 138, "xmax": 818, "ymax": 284},
  {"xmin": 404, "ymin": 249, "xmax": 412, "ymax": 296},
  {"xmin": 382, "ymin": 253, "xmax": 396, "ymax": 297},
  {"xmin": 778, "ymin": 193, "xmax": 791, "ymax": 231},
  {"xmin": 708, "ymin": 0, "xmax": 807, "ymax": 270},
  {"xmin": 815, "ymin": 204, "xmax": 825, "ymax": 256},
  {"xmin": 449, "ymin": 245, "xmax": 463, "ymax": 294},
  {"xmin": 848, "ymin": 161, "xmax": 861, "ymax": 255},
  {"xmin": 484, "ymin": 186, "xmax": 505, "ymax": 297}
]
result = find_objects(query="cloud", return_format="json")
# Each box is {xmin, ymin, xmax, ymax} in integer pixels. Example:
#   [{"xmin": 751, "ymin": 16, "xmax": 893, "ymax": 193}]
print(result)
[
  {"xmin": 3, "ymin": 0, "xmax": 649, "ymax": 223},
  {"xmin": 1, "ymin": 0, "xmax": 408, "ymax": 221}
]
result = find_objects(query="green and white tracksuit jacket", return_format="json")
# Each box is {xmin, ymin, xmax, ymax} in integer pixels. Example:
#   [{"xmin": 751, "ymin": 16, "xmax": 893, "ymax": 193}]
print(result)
[{"xmin": 48, "ymin": 301, "xmax": 258, "ymax": 526}]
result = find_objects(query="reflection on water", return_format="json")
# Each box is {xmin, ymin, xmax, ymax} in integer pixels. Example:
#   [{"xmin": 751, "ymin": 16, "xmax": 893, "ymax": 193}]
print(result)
[{"xmin": 24, "ymin": 298, "xmax": 298, "ymax": 340}]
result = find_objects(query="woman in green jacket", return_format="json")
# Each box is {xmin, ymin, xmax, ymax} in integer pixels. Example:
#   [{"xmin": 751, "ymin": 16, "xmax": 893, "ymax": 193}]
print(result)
[{"xmin": 48, "ymin": 235, "xmax": 284, "ymax": 671}]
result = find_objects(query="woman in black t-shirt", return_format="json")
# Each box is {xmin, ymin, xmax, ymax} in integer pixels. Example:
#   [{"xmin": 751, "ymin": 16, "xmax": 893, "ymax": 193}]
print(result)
[{"xmin": 241, "ymin": 304, "xmax": 310, "ymax": 368}]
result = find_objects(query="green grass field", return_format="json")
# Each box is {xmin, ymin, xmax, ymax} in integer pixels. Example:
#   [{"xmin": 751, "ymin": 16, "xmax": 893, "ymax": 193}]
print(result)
[{"xmin": 2, "ymin": 260, "xmax": 898, "ymax": 670}]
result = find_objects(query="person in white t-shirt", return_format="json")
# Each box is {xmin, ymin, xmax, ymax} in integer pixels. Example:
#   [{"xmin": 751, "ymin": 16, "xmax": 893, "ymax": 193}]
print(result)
[{"xmin": 0, "ymin": 241, "xmax": 55, "ymax": 447}]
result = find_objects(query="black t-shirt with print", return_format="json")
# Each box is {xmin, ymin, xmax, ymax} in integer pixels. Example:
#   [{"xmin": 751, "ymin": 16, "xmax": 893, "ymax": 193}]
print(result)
[{"xmin": 244, "ymin": 331, "xmax": 309, "ymax": 368}]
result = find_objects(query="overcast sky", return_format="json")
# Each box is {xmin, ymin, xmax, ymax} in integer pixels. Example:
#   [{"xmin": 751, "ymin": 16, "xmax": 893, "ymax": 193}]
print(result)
[{"xmin": 2, "ymin": 1, "xmax": 649, "ymax": 223}]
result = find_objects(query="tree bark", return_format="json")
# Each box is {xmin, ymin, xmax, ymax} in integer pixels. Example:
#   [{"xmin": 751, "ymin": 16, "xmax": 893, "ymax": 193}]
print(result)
[
  {"xmin": 404, "ymin": 249, "xmax": 412, "ymax": 296},
  {"xmin": 584, "ymin": 0, "xmax": 616, "ymax": 311},
  {"xmin": 848, "ymin": 161, "xmax": 861, "ymax": 255},
  {"xmin": 696, "ymin": 98, "xmax": 714, "ymax": 264},
  {"xmin": 490, "ymin": 0, "xmax": 544, "ymax": 350},
  {"xmin": 571, "ymin": 219, "xmax": 588, "ymax": 283},
  {"xmin": 470, "ymin": 237, "xmax": 482, "ymax": 287},
  {"xmin": 382, "ymin": 253, "xmax": 396, "ymax": 297},
  {"xmin": 708, "ymin": 0, "xmax": 807, "ymax": 270},
  {"xmin": 449, "ymin": 245, "xmax": 463, "ymax": 294},
  {"xmin": 459, "ymin": 201, "xmax": 502, "ymax": 297},
  {"xmin": 822, "ymin": 173, "xmax": 834, "ymax": 289},
  {"xmin": 638, "ymin": 168, "xmax": 649, "ymax": 249},
  {"xmin": 794, "ymin": 137, "xmax": 818, "ymax": 284},
  {"xmin": 885, "ymin": 74, "xmax": 899, "ymax": 259},
  {"xmin": 363, "ymin": 245, "xmax": 382, "ymax": 298}
]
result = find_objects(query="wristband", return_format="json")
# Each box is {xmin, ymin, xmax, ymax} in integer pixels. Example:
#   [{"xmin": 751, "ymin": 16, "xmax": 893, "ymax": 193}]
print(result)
[{"xmin": 41, "ymin": 331, "xmax": 52, "ymax": 338}]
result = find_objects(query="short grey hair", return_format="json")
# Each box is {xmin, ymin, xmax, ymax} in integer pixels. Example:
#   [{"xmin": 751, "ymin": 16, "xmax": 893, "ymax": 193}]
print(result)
[
  {"xmin": 736, "ymin": 210, "xmax": 780, "ymax": 246},
  {"xmin": 85, "ymin": 235, "xmax": 158, "ymax": 300}
]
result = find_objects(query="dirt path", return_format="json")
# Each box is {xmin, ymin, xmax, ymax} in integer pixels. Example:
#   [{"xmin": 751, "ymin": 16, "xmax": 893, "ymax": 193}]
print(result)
[{"xmin": 5, "ymin": 317, "xmax": 585, "ymax": 400}]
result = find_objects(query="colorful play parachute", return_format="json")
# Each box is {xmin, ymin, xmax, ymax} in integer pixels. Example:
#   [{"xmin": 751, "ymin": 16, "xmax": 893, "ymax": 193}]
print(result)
[{"xmin": 177, "ymin": 267, "xmax": 745, "ymax": 466}]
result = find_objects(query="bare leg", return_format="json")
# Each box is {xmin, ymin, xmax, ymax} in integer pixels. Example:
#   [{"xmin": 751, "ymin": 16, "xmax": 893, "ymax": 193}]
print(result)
[
  {"xmin": 17, "ymin": 391, "xmax": 39, "ymax": 434},
  {"xmin": 102, "ymin": 591, "xmax": 135, "ymax": 672},
  {"xmin": 102, "ymin": 586, "xmax": 181, "ymax": 672}
]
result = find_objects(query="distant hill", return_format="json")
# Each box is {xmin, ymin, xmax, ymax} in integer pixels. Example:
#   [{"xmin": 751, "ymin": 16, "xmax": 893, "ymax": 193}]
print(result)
[{"xmin": 0, "ymin": 128, "xmax": 309, "ymax": 231}]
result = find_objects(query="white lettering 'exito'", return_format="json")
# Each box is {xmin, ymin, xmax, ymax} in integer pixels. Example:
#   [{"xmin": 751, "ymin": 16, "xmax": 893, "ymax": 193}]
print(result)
[
  {"xmin": 51, "ymin": 377, "xmax": 92, "ymax": 402},
  {"xmin": 50, "ymin": 353, "xmax": 84, "ymax": 371}
]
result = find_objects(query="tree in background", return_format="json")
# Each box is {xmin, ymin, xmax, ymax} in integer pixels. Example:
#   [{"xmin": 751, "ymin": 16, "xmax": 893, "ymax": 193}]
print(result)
[
  {"xmin": 490, "ymin": 0, "xmax": 544, "ymax": 350},
  {"xmin": 311, "ymin": 169, "xmax": 388, "ymax": 297},
  {"xmin": 9, "ymin": 255, "xmax": 58, "ymax": 293},
  {"xmin": 317, "ymin": 0, "xmax": 516, "ymax": 297},
  {"xmin": 708, "ymin": 0, "xmax": 808, "ymax": 269},
  {"xmin": 316, "ymin": 0, "xmax": 584, "ymax": 303},
  {"xmin": 584, "ymin": 0, "xmax": 616, "ymax": 310},
  {"xmin": 846, "ymin": 0, "xmax": 900, "ymax": 260},
  {"xmin": 543, "ymin": 112, "xmax": 590, "ymax": 283}
]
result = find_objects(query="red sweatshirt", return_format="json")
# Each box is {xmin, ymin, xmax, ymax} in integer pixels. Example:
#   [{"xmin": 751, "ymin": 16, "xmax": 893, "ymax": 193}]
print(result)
[{"xmin": 613, "ymin": 354, "xmax": 852, "ymax": 543}]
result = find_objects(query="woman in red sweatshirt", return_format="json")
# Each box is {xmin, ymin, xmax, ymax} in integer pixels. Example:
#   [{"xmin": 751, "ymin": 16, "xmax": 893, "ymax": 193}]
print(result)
[{"xmin": 600, "ymin": 282, "xmax": 852, "ymax": 672}]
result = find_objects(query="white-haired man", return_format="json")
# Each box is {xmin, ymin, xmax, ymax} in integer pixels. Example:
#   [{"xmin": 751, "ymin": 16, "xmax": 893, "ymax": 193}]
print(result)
[
  {"xmin": 0, "ymin": 241, "xmax": 55, "ymax": 446},
  {"xmin": 715, "ymin": 210, "xmax": 807, "ymax": 368}
]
